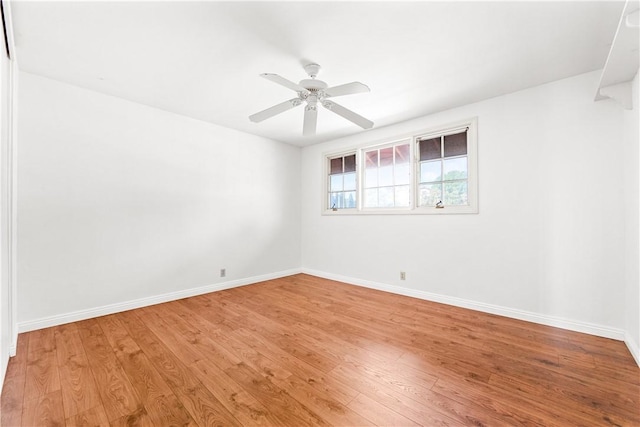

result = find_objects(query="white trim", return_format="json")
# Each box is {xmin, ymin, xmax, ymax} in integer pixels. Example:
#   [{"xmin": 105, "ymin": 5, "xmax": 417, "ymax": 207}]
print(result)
[
  {"xmin": 624, "ymin": 331, "xmax": 640, "ymax": 367},
  {"xmin": 8, "ymin": 55, "xmax": 15, "ymax": 357},
  {"xmin": 17, "ymin": 268, "xmax": 302, "ymax": 333},
  {"xmin": 301, "ymin": 268, "xmax": 627, "ymax": 341}
]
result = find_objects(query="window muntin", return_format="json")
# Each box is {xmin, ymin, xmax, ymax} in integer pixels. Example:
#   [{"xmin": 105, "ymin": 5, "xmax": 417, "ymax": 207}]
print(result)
[
  {"xmin": 417, "ymin": 130, "xmax": 469, "ymax": 207},
  {"xmin": 363, "ymin": 142, "xmax": 411, "ymax": 208},
  {"xmin": 328, "ymin": 153, "xmax": 357, "ymax": 209}
]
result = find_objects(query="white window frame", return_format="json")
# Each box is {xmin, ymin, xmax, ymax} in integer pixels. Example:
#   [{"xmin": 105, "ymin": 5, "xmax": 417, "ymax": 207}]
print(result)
[
  {"xmin": 326, "ymin": 151, "xmax": 358, "ymax": 210},
  {"xmin": 322, "ymin": 117, "xmax": 478, "ymax": 215},
  {"xmin": 360, "ymin": 138, "xmax": 413, "ymax": 211}
]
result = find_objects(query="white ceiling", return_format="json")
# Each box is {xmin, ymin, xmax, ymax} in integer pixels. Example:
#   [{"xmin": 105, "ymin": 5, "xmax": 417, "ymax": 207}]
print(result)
[{"xmin": 11, "ymin": 1, "xmax": 625, "ymax": 146}]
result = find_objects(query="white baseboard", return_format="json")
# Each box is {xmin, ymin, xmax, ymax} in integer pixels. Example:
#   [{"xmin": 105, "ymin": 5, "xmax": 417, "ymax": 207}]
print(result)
[
  {"xmin": 17, "ymin": 268, "xmax": 302, "ymax": 333},
  {"xmin": 301, "ymin": 268, "xmax": 627, "ymax": 342},
  {"xmin": 624, "ymin": 331, "xmax": 640, "ymax": 367}
]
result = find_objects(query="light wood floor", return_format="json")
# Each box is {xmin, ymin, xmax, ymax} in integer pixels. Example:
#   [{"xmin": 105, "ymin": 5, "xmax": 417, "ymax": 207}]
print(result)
[{"xmin": 1, "ymin": 274, "xmax": 638, "ymax": 426}]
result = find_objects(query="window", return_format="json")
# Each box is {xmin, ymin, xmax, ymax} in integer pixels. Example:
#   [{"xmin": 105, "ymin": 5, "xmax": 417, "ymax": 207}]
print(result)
[
  {"xmin": 323, "ymin": 118, "xmax": 477, "ymax": 214},
  {"xmin": 418, "ymin": 130, "xmax": 468, "ymax": 207},
  {"xmin": 363, "ymin": 141, "xmax": 411, "ymax": 208},
  {"xmin": 327, "ymin": 153, "xmax": 357, "ymax": 209}
]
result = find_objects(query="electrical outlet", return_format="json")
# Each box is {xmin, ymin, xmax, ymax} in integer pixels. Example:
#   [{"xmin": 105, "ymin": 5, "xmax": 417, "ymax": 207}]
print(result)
[
  {"xmin": 400, "ymin": 271, "xmax": 406, "ymax": 280},
  {"xmin": 220, "ymin": 268, "xmax": 226, "ymax": 278}
]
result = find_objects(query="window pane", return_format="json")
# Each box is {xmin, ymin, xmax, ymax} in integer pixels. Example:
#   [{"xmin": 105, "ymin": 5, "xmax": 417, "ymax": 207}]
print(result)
[
  {"xmin": 420, "ymin": 161, "xmax": 442, "ymax": 183},
  {"xmin": 364, "ymin": 167, "xmax": 378, "ymax": 188},
  {"xmin": 330, "ymin": 174, "xmax": 343, "ymax": 191},
  {"xmin": 395, "ymin": 144, "xmax": 410, "ymax": 164},
  {"xmin": 344, "ymin": 154, "xmax": 356, "ymax": 172},
  {"xmin": 344, "ymin": 191, "xmax": 356, "ymax": 208},
  {"xmin": 330, "ymin": 157, "xmax": 343, "ymax": 174},
  {"xmin": 364, "ymin": 188, "xmax": 378, "ymax": 207},
  {"xmin": 343, "ymin": 172, "xmax": 356, "ymax": 191},
  {"xmin": 443, "ymin": 157, "xmax": 467, "ymax": 180},
  {"xmin": 418, "ymin": 183, "xmax": 442, "ymax": 207},
  {"xmin": 419, "ymin": 137, "xmax": 441, "ymax": 161},
  {"xmin": 444, "ymin": 132, "xmax": 467, "ymax": 157},
  {"xmin": 329, "ymin": 192, "xmax": 342, "ymax": 209},
  {"xmin": 443, "ymin": 181, "xmax": 468, "ymax": 205},
  {"xmin": 395, "ymin": 163, "xmax": 410, "ymax": 185},
  {"xmin": 395, "ymin": 185, "xmax": 410, "ymax": 207},
  {"xmin": 365, "ymin": 150, "xmax": 378, "ymax": 168},
  {"xmin": 380, "ymin": 147, "xmax": 393, "ymax": 167},
  {"xmin": 378, "ymin": 165, "xmax": 393, "ymax": 187},
  {"xmin": 378, "ymin": 187, "xmax": 394, "ymax": 207}
]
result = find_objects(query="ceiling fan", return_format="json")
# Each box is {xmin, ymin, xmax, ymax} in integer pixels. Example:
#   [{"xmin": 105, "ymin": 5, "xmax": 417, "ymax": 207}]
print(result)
[{"xmin": 249, "ymin": 63, "xmax": 374, "ymax": 136}]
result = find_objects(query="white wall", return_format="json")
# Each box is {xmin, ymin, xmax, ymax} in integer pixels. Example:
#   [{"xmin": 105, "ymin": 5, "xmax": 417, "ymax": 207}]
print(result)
[
  {"xmin": 17, "ymin": 72, "xmax": 301, "ymax": 328},
  {"xmin": 623, "ymin": 69, "xmax": 640, "ymax": 363},
  {"xmin": 301, "ymin": 71, "xmax": 628, "ymax": 336}
]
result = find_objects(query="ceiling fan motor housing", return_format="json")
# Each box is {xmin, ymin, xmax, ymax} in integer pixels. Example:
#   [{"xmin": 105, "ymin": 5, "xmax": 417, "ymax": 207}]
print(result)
[{"xmin": 299, "ymin": 78, "xmax": 328, "ymax": 92}]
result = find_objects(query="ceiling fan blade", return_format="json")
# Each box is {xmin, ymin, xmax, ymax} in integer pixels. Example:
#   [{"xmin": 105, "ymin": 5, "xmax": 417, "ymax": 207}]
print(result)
[
  {"xmin": 324, "ymin": 82, "xmax": 370, "ymax": 97},
  {"xmin": 303, "ymin": 105, "xmax": 318, "ymax": 136},
  {"xmin": 249, "ymin": 98, "xmax": 301, "ymax": 123},
  {"xmin": 261, "ymin": 73, "xmax": 310, "ymax": 94},
  {"xmin": 322, "ymin": 101, "xmax": 374, "ymax": 129}
]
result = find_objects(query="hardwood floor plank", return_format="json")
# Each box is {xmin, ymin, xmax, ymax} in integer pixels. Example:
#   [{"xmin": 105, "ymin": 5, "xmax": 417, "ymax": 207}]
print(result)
[
  {"xmin": 96, "ymin": 315, "xmax": 199, "ymax": 427},
  {"xmin": 487, "ymin": 372, "xmax": 634, "ymax": 427},
  {"xmin": 232, "ymin": 327, "xmax": 359, "ymax": 406},
  {"xmin": 1, "ymin": 375, "xmax": 26, "ymax": 427},
  {"xmin": 432, "ymin": 373, "xmax": 570, "ymax": 426},
  {"xmin": 347, "ymin": 392, "xmax": 421, "ymax": 427},
  {"xmin": 76, "ymin": 319, "xmax": 142, "ymax": 421},
  {"xmin": 54, "ymin": 323, "xmax": 103, "ymax": 419},
  {"xmin": 1, "ymin": 334, "xmax": 28, "ymax": 427},
  {"xmin": 2, "ymin": 274, "xmax": 638, "ymax": 426},
  {"xmin": 21, "ymin": 390, "xmax": 65, "ymax": 427},
  {"xmin": 117, "ymin": 309, "xmax": 241, "ymax": 427},
  {"xmin": 108, "ymin": 406, "xmax": 154, "ymax": 427},
  {"xmin": 65, "ymin": 405, "xmax": 110, "ymax": 427},
  {"xmin": 328, "ymin": 362, "xmax": 464, "ymax": 426},
  {"xmin": 190, "ymin": 359, "xmax": 284, "ymax": 426},
  {"xmin": 96, "ymin": 315, "xmax": 173, "ymax": 403},
  {"xmin": 24, "ymin": 337, "xmax": 60, "ymax": 401},
  {"xmin": 223, "ymin": 361, "xmax": 331, "ymax": 427}
]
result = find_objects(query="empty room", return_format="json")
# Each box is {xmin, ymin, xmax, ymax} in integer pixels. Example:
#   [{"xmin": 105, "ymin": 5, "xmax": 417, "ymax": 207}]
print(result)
[{"xmin": 0, "ymin": 0, "xmax": 638, "ymax": 426}]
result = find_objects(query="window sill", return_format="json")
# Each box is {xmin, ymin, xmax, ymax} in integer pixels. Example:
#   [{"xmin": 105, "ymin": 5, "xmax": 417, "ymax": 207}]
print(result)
[{"xmin": 322, "ymin": 205, "xmax": 478, "ymax": 215}]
